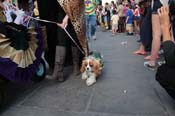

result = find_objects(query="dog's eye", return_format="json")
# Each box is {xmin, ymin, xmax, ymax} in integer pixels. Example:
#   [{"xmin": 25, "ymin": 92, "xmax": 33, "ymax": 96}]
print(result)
[
  {"xmin": 85, "ymin": 64, "xmax": 87, "ymax": 66},
  {"xmin": 90, "ymin": 64, "xmax": 93, "ymax": 67}
]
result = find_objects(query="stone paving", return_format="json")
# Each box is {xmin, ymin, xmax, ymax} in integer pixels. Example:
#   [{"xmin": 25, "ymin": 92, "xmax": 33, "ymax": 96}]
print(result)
[{"xmin": 1, "ymin": 30, "xmax": 175, "ymax": 116}]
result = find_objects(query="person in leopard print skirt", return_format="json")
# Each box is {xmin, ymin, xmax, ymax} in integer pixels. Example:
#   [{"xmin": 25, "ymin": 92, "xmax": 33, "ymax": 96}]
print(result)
[{"xmin": 37, "ymin": 0, "xmax": 87, "ymax": 82}]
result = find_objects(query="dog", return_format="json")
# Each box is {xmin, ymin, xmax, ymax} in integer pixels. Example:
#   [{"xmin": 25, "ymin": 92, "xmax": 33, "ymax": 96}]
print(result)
[{"xmin": 80, "ymin": 51, "xmax": 104, "ymax": 86}]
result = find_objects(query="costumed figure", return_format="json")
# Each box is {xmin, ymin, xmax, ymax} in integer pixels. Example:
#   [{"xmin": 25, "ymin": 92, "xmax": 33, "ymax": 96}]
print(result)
[
  {"xmin": 0, "ymin": 0, "xmax": 45, "ymax": 82},
  {"xmin": 0, "ymin": 22, "xmax": 43, "ymax": 82}
]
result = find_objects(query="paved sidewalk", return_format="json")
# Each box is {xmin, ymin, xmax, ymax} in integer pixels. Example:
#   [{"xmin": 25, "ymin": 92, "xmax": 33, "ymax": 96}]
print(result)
[{"xmin": 1, "ymin": 30, "xmax": 175, "ymax": 116}]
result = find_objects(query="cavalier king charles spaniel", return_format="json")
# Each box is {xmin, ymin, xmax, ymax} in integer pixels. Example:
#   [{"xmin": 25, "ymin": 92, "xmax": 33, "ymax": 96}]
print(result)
[{"xmin": 80, "ymin": 51, "xmax": 103, "ymax": 86}]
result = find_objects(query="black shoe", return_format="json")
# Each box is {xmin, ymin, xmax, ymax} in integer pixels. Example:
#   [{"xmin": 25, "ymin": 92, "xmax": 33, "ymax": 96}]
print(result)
[
  {"xmin": 127, "ymin": 33, "xmax": 134, "ymax": 36},
  {"xmin": 56, "ymin": 73, "xmax": 65, "ymax": 82},
  {"xmin": 57, "ymin": 76, "xmax": 65, "ymax": 82}
]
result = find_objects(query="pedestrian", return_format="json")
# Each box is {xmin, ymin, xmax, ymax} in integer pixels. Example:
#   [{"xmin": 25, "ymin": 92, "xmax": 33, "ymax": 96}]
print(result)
[
  {"xmin": 125, "ymin": 4, "xmax": 134, "ymax": 35},
  {"xmin": 117, "ymin": 1, "xmax": 125, "ymax": 33},
  {"xmin": 144, "ymin": 0, "xmax": 169, "ymax": 70},
  {"xmin": 96, "ymin": 5, "xmax": 102, "ymax": 27},
  {"xmin": 111, "ymin": 9, "xmax": 119, "ymax": 35},
  {"xmin": 85, "ymin": 0, "xmax": 97, "ymax": 40},
  {"xmin": 104, "ymin": 2, "xmax": 111, "ymax": 30},
  {"xmin": 37, "ymin": 0, "xmax": 87, "ymax": 82},
  {"xmin": 110, "ymin": 0, "xmax": 117, "ymax": 15},
  {"xmin": 101, "ymin": 5, "xmax": 108, "ymax": 29},
  {"xmin": 133, "ymin": 4, "xmax": 141, "ymax": 34},
  {"xmin": 133, "ymin": 0, "xmax": 152, "ymax": 55}
]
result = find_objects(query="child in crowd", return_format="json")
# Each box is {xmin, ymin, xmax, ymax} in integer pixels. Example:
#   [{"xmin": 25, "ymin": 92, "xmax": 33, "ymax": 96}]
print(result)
[
  {"xmin": 133, "ymin": 4, "xmax": 141, "ymax": 34},
  {"xmin": 125, "ymin": 4, "xmax": 134, "ymax": 35},
  {"xmin": 111, "ymin": 10, "xmax": 119, "ymax": 35}
]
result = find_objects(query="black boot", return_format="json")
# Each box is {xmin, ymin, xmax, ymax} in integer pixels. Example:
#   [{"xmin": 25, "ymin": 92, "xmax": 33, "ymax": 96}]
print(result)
[
  {"xmin": 71, "ymin": 47, "xmax": 80, "ymax": 76},
  {"xmin": 52, "ymin": 46, "xmax": 66, "ymax": 82}
]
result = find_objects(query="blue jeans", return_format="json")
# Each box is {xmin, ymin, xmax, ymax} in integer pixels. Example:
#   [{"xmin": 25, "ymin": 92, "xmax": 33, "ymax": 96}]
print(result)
[{"xmin": 85, "ymin": 15, "xmax": 96, "ymax": 40}]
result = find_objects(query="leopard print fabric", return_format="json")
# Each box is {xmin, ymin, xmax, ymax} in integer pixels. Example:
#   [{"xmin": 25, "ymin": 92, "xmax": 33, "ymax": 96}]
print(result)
[{"xmin": 57, "ymin": 0, "xmax": 87, "ymax": 52}]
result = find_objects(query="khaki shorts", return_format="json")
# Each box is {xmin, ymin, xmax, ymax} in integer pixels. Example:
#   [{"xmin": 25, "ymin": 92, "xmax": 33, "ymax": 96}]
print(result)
[
  {"xmin": 126, "ymin": 24, "xmax": 133, "ymax": 33},
  {"xmin": 112, "ymin": 24, "xmax": 118, "ymax": 30}
]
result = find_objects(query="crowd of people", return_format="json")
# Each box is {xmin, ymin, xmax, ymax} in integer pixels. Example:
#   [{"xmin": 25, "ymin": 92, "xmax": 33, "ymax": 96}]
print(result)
[
  {"xmin": 90, "ymin": 0, "xmax": 175, "ymax": 98},
  {"xmin": 95, "ymin": 0, "xmax": 141, "ymax": 35},
  {"xmin": 93, "ymin": 0, "xmax": 174, "ymax": 73},
  {"xmin": 0, "ymin": 0, "xmax": 175, "ymax": 98}
]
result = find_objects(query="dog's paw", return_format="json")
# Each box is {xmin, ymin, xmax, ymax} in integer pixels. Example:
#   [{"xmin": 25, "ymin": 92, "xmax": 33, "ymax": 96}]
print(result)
[
  {"xmin": 82, "ymin": 74, "xmax": 88, "ymax": 80},
  {"xmin": 86, "ymin": 78, "xmax": 96, "ymax": 86}
]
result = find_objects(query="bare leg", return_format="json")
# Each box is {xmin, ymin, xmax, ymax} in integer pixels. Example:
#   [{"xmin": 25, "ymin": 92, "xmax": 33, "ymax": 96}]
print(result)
[
  {"xmin": 114, "ymin": 28, "xmax": 117, "ymax": 34},
  {"xmin": 149, "ymin": 14, "xmax": 162, "ymax": 66},
  {"xmin": 134, "ymin": 20, "xmax": 137, "ymax": 34},
  {"xmin": 112, "ymin": 29, "xmax": 115, "ymax": 34}
]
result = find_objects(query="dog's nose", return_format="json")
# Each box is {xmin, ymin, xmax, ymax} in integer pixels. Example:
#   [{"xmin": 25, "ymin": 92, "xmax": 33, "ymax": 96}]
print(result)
[{"xmin": 87, "ymin": 67, "xmax": 89, "ymax": 70}]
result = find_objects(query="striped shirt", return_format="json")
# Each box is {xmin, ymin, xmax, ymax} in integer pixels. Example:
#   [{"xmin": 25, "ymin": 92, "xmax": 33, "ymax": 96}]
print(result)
[{"xmin": 85, "ymin": 0, "xmax": 96, "ymax": 15}]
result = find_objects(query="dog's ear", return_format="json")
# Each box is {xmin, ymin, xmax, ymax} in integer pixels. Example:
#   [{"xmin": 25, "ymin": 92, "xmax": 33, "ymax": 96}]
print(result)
[
  {"xmin": 80, "ymin": 60, "xmax": 86, "ymax": 73},
  {"xmin": 94, "ymin": 60, "xmax": 101, "ymax": 76}
]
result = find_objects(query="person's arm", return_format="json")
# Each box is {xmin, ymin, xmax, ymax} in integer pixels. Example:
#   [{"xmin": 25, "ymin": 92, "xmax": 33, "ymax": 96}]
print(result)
[
  {"xmin": 158, "ymin": 7, "xmax": 171, "ymax": 42},
  {"xmin": 111, "ymin": 16, "xmax": 113, "ymax": 25},
  {"xmin": 158, "ymin": 6, "xmax": 175, "ymax": 66},
  {"xmin": 126, "ymin": 16, "xmax": 129, "ymax": 23},
  {"xmin": 125, "ymin": 11, "xmax": 129, "ymax": 23}
]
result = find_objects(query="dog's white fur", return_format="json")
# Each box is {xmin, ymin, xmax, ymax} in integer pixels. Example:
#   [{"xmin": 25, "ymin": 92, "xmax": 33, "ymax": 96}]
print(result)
[{"xmin": 80, "ymin": 56, "xmax": 102, "ymax": 86}]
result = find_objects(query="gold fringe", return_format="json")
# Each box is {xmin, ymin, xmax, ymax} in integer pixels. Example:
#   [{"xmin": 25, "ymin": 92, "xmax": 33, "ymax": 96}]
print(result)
[{"xmin": 0, "ymin": 29, "xmax": 39, "ymax": 68}]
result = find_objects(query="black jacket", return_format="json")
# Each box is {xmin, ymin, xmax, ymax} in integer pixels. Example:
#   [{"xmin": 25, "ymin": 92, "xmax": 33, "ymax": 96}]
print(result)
[
  {"xmin": 156, "ymin": 41, "xmax": 175, "ymax": 98},
  {"xmin": 162, "ymin": 41, "xmax": 175, "ymax": 67}
]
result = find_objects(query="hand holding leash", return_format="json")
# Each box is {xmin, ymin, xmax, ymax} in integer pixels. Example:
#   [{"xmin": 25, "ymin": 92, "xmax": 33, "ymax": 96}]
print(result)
[{"xmin": 57, "ymin": 15, "xmax": 68, "ymax": 29}]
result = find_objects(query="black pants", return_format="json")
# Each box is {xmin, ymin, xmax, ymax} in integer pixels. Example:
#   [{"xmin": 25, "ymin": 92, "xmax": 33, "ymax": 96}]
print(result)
[
  {"xmin": 37, "ymin": 0, "xmax": 58, "ymax": 69},
  {"xmin": 118, "ymin": 17, "xmax": 126, "ymax": 33}
]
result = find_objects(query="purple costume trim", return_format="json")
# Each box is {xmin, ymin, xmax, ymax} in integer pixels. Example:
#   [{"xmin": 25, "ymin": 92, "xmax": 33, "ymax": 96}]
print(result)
[{"xmin": 0, "ymin": 27, "xmax": 43, "ymax": 83}]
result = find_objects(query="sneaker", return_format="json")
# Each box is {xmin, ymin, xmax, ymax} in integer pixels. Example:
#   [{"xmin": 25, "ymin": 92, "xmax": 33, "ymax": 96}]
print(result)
[{"xmin": 144, "ymin": 61, "xmax": 157, "ymax": 71}]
